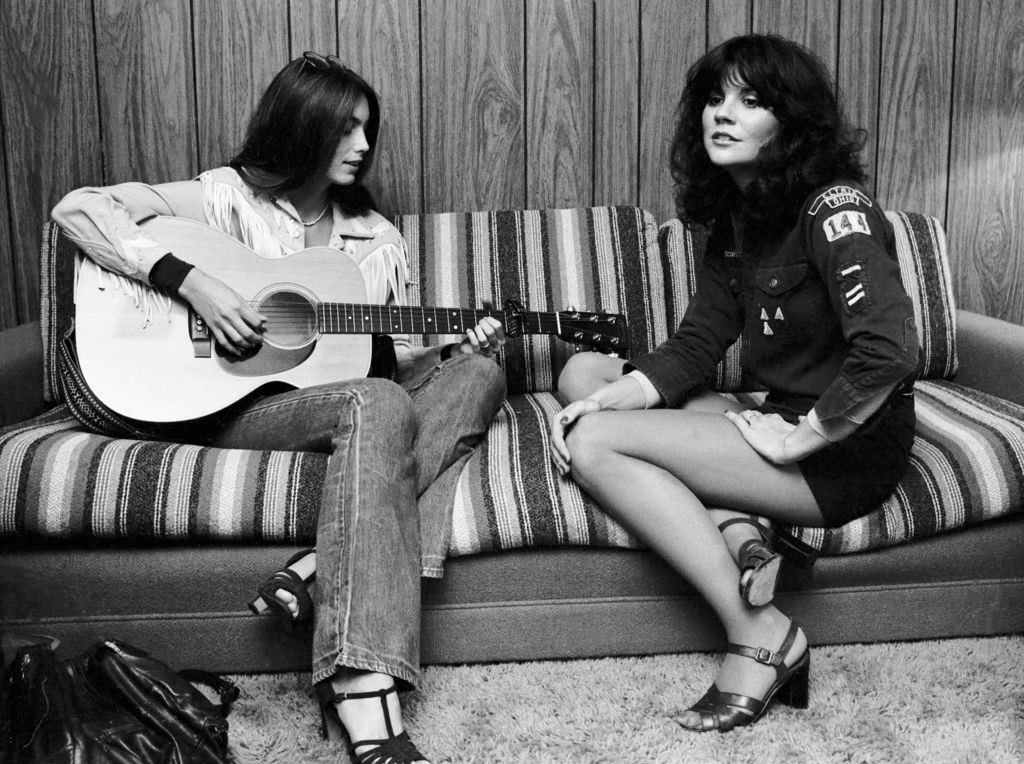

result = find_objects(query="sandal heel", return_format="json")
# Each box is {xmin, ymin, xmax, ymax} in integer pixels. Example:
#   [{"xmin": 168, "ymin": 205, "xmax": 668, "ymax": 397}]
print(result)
[
  {"xmin": 316, "ymin": 692, "xmax": 347, "ymax": 742},
  {"xmin": 777, "ymin": 656, "xmax": 810, "ymax": 709},
  {"xmin": 313, "ymin": 680, "xmax": 428, "ymax": 762},
  {"xmin": 719, "ymin": 518, "xmax": 781, "ymax": 606}
]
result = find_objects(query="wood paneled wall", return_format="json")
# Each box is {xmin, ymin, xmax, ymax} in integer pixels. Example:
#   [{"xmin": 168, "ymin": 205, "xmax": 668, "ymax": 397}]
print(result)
[{"xmin": 0, "ymin": 0, "xmax": 1021, "ymax": 331}]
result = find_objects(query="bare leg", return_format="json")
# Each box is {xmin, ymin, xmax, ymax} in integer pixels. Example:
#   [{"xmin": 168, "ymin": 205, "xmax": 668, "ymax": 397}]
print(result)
[
  {"xmin": 560, "ymin": 354, "xmax": 783, "ymax": 582},
  {"xmin": 564, "ymin": 407, "xmax": 822, "ymax": 727},
  {"xmin": 558, "ymin": 351, "xmax": 624, "ymax": 402}
]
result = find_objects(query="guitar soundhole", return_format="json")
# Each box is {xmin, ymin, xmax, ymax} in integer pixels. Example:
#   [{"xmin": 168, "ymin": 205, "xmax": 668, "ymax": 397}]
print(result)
[{"xmin": 259, "ymin": 290, "xmax": 318, "ymax": 348}]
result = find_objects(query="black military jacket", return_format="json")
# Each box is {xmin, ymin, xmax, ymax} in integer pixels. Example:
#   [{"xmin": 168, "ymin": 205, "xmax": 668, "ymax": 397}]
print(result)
[{"xmin": 629, "ymin": 182, "xmax": 920, "ymax": 426}]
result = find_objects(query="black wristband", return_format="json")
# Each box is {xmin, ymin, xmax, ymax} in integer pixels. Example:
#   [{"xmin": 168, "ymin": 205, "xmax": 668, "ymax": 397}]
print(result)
[
  {"xmin": 149, "ymin": 253, "xmax": 195, "ymax": 295},
  {"xmin": 439, "ymin": 342, "xmax": 461, "ymax": 361}
]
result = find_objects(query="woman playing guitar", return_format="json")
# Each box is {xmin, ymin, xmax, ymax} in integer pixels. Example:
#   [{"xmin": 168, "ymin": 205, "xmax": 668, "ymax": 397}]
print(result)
[{"xmin": 52, "ymin": 53, "xmax": 507, "ymax": 764}]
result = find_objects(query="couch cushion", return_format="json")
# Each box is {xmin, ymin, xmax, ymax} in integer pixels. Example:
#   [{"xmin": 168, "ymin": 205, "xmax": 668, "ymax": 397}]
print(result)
[
  {"xmin": 6, "ymin": 381, "xmax": 1022, "ymax": 556},
  {"xmin": 447, "ymin": 382, "xmax": 1024, "ymax": 557},
  {"xmin": 397, "ymin": 207, "xmax": 661, "ymax": 394},
  {"xmin": 0, "ymin": 407, "xmax": 325, "ymax": 541},
  {"xmin": 887, "ymin": 212, "xmax": 958, "ymax": 379},
  {"xmin": 656, "ymin": 211, "xmax": 958, "ymax": 388}
]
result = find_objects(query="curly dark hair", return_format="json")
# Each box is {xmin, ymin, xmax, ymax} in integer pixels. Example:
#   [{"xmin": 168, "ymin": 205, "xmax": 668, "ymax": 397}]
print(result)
[
  {"xmin": 228, "ymin": 54, "xmax": 380, "ymax": 215},
  {"xmin": 670, "ymin": 34, "xmax": 867, "ymax": 231}
]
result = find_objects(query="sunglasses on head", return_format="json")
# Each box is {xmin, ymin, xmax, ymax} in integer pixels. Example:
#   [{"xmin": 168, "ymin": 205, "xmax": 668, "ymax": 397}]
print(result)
[{"xmin": 301, "ymin": 51, "xmax": 345, "ymax": 72}]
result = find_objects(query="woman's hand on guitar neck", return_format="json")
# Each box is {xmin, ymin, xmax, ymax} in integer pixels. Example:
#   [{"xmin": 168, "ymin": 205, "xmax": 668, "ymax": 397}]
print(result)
[
  {"xmin": 178, "ymin": 268, "xmax": 266, "ymax": 355},
  {"xmin": 459, "ymin": 315, "xmax": 506, "ymax": 357}
]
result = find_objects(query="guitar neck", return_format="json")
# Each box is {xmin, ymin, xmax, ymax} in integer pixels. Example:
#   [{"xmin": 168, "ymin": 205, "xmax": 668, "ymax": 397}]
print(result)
[{"xmin": 317, "ymin": 303, "xmax": 560, "ymax": 336}]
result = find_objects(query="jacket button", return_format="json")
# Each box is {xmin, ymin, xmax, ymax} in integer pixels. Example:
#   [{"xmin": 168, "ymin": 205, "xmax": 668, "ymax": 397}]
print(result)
[{"xmin": 768, "ymin": 277, "xmax": 779, "ymax": 288}]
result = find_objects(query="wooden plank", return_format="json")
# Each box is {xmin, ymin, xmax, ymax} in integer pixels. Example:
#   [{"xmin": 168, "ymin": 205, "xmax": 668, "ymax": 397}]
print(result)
[
  {"xmin": 753, "ymin": 0, "xmax": 838, "ymax": 78},
  {"xmin": 947, "ymin": 0, "xmax": 1024, "ymax": 324},
  {"xmin": 193, "ymin": 0, "xmax": 289, "ymax": 170},
  {"xmin": 837, "ymin": 0, "xmax": 882, "ymax": 196},
  {"xmin": 94, "ymin": 0, "xmax": 197, "ymax": 184},
  {"xmin": 338, "ymin": 0, "xmax": 421, "ymax": 216},
  {"xmin": 639, "ymin": 0, "xmax": 706, "ymax": 223},
  {"xmin": 526, "ymin": 0, "xmax": 592, "ymax": 208},
  {"xmin": 875, "ymin": 0, "xmax": 955, "ymax": 215},
  {"xmin": 290, "ymin": 0, "xmax": 337, "ymax": 57},
  {"xmin": 0, "ymin": 0, "xmax": 102, "ymax": 323},
  {"xmin": 423, "ymin": 0, "xmax": 525, "ymax": 212},
  {"xmin": 0, "ymin": 116, "xmax": 16, "ymax": 329},
  {"xmin": 708, "ymin": 0, "xmax": 751, "ymax": 46},
  {"xmin": 594, "ymin": 0, "xmax": 639, "ymax": 207}
]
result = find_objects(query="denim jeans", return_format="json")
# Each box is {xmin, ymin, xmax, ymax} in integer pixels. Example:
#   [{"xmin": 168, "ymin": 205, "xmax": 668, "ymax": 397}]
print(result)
[{"xmin": 201, "ymin": 352, "xmax": 505, "ymax": 687}]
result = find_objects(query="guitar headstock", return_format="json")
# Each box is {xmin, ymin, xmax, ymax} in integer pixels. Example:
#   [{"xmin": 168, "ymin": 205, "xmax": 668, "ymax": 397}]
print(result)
[
  {"xmin": 554, "ymin": 309, "xmax": 629, "ymax": 354},
  {"xmin": 496, "ymin": 299, "xmax": 629, "ymax": 354}
]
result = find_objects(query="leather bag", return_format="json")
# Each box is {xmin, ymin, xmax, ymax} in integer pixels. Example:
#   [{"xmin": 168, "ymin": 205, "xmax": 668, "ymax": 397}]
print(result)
[{"xmin": 0, "ymin": 639, "xmax": 238, "ymax": 763}]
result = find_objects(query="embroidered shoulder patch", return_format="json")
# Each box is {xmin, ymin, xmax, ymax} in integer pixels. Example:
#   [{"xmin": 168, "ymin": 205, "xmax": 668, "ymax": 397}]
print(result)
[
  {"xmin": 808, "ymin": 186, "xmax": 873, "ymax": 215},
  {"xmin": 822, "ymin": 211, "xmax": 871, "ymax": 242}
]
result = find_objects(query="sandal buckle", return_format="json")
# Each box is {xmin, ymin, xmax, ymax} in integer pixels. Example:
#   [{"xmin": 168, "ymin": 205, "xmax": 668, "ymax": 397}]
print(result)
[{"xmin": 754, "ymin": 647, "xmax": 774, "ymax": 664}]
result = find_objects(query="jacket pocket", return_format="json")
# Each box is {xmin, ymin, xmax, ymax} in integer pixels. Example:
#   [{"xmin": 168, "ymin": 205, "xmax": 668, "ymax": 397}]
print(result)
[{"xmin": 756, "ymin": 262, "xmax": 808, "ymax": 296}]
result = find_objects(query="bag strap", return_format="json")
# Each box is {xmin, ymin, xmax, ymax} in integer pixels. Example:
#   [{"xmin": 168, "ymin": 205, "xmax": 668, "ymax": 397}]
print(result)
[{"xmin": 177, "ymin": 669, "xmax": 241, "ymax": 718}]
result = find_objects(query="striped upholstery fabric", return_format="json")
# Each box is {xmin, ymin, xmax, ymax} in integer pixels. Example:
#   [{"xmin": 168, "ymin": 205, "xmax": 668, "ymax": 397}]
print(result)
[
  {"xmin": 887, "ymin": 212, "xmax": 958, "ymax": 379},
  {"xmin": 0, "ymin": 407, "xmax": 325, "ymax": 541},
  {"xmin": 397, "ymin": 207, "xmax": 660, "ymax": 393},
  {"xmin": 447, "ymin": 380, "xmax": 1024, "ymax": 557},
  {"xmin": 9, "ymin": 207, "xmax": 1018, "ymax": 555},
  {"xmin": 8, "ymin": 207, "xmax": 658, "ymax": 543}
]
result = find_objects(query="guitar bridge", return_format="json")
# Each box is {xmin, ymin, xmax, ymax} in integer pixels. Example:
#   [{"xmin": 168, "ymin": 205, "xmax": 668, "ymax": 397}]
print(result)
[{"xmin": 189, "ymin": 309, "xmax": 212, "ymax": 358}]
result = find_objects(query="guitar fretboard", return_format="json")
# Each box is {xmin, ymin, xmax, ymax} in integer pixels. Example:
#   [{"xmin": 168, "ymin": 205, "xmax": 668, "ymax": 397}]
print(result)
[{"xmin": 317, "ymin": 303, "xmax": 561, "ymax": 336}]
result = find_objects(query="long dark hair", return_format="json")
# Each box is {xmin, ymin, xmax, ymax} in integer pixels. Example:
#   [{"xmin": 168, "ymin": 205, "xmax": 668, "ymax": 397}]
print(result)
[
  {"xmin": 229, "ymin": 55, "xmax": 380, "ymax": 214},
  {"xmin": 670, "ymin": 34, "xmax": 866, "ymax": 231}
]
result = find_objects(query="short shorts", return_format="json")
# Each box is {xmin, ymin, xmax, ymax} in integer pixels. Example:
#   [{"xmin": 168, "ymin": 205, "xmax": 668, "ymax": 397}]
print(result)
[{"xmin": 760, "ymin": 388, "xmax": 916, "ymax": 527}]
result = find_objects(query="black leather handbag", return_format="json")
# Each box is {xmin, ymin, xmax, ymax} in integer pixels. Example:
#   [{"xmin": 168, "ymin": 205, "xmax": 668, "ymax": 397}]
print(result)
[{"xmin": 0, "ymin": 639, "xmax": 238, "ymax": 763}]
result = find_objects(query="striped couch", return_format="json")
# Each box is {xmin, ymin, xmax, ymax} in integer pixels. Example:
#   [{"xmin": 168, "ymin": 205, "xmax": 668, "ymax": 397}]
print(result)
[{"xmin": 2, "ymin": 207, "xmax": 1023, "ymax": 670}]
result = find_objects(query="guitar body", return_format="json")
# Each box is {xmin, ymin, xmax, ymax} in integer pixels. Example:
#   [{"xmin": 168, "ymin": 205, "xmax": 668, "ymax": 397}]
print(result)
[{"xmin": 74, "ymin": 217, "xmax": 371, "ymax": 422}]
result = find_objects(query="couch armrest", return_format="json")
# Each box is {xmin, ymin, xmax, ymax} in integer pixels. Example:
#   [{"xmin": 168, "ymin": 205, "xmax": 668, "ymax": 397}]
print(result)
[
  {"xmin": 0, "ymin": 321, "xmax": 47, "ymax": 426},
  {"xmin": 951, "ymin": 310, "xmax": 1024, "ymax": 406}
]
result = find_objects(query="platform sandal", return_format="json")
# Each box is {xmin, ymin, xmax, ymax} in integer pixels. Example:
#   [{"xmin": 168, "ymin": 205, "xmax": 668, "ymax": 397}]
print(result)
[
  {"xmin": 315, "ymin": 682, "xmax": 428, "ymax": 763},
  {"xmin": 248, "ymin": 548, "xmax": 315, "ymax": 629},
  {"xmin": 676, "ymin": 619, "xmax": 810, "ymax": 732},
  {"xmin": 718, "ymin": 518, "xmax": 782, "ymax": 606}
]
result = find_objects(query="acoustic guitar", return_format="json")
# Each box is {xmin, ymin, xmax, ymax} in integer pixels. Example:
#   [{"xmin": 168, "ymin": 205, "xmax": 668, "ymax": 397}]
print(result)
[{"xmin": 73, "ymin": 216, "xmax": 629, "ymax": 422}]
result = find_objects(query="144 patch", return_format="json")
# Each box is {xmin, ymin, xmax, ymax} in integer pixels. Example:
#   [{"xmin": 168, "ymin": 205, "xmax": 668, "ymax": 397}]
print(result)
[{"xmin": 823, "ymin": 210, "xmax": 871, "ymax": 242}]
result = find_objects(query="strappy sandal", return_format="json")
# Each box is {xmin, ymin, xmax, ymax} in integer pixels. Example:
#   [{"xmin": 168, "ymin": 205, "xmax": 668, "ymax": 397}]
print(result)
[
  {"xmin": 248, "ymin": 548, "xmax": 315, "ymax": 629},
  {"xmin": 315, "ymin": 682, "xmax": 428, "ymax": 763},
  {"xmin": 718, "ymin": 518, "xmax": 782, "ymax": 606},
  {"xmin": 677, "ymin": 619, "xmax": 810, "ymax": 732},
  {"xmin": 718, "ymin": 519, "xmax": 819, "ymax": 606}
]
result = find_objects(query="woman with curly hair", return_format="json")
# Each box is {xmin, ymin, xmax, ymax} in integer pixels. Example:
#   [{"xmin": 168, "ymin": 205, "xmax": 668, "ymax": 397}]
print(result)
[{"xmin": 549, "ymin": 34, "xmax": 919, "ymax": 731}]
